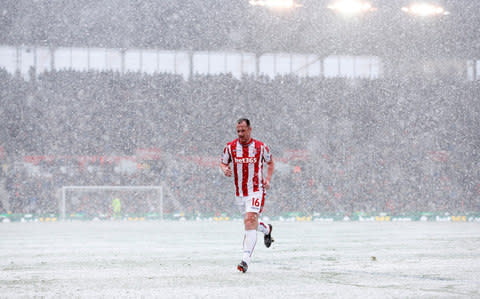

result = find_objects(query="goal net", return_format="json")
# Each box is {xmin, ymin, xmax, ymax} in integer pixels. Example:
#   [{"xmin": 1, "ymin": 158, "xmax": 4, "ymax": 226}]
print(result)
[{"xmin": 60, "ymin": 186, "xmax": 169, "ymax": 221}]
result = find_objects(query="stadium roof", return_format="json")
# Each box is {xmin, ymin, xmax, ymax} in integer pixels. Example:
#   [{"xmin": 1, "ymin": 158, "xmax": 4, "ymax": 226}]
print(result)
[{"xmin": 0, "ymin": 0, "xmax": 479, "ymax": 58}]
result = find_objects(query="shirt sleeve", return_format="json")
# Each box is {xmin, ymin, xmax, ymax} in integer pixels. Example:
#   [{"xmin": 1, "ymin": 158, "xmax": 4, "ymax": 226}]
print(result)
[
  {"xmin": 221, "ymin": 144, "xmax": 231, "ymax": 164},
  {"xmin": 263, "ymin": 145, "xmax": 272, "ymax": 163}
]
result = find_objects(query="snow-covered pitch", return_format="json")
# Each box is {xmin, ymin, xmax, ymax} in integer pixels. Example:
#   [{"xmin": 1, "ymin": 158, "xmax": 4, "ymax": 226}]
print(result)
[{"xmin": 1, "ymin": 221, "xmax": 479, "ymax": 298}]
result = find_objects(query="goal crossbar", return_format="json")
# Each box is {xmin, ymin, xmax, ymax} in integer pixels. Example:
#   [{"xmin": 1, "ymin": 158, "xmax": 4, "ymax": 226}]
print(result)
[{"xmin": 60, "ymin": 185, "xmax": 163, "ymax": 220}]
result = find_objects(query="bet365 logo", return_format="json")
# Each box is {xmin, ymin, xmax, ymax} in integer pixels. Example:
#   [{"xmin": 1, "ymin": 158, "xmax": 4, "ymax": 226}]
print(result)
[{"xmin": 234, "ymin": 157, "xmax": 257, "ymax": 164}]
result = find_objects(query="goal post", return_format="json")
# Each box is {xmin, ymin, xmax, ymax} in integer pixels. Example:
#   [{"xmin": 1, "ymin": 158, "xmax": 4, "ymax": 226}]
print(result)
[{"xmin": 60, "ymin": 186, "xmax": 163, "ymax": 221}]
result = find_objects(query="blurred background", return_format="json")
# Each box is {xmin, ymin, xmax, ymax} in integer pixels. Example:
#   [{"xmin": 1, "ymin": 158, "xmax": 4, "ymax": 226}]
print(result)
[{"xmin": 0, "ymin": 0, "xmax": 479, "ymax": 221}]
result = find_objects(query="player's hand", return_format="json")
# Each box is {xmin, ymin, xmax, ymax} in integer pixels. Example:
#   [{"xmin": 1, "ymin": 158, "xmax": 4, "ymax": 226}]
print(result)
[
  {"xmin": 223, "ymin": 166, "xmax": 232, "ymax": 177},
  {"xmin": 264, "ymin": 179, "xmax": 270, "ymax": 190}
]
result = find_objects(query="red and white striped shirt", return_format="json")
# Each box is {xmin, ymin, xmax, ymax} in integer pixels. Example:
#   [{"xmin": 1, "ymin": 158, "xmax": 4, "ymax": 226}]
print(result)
[{"xmin": 221, "ymin": 138, "xmax": 272, "ymax": 197}]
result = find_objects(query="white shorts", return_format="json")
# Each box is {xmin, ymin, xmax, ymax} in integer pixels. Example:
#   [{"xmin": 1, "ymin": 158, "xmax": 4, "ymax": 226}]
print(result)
[{"xmin": 235, "ymin": 191, "xmax": 265, "ymax": 215}]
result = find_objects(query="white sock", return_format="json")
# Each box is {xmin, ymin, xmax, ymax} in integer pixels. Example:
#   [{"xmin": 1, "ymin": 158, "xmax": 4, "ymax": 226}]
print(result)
[
  {"xmin": 257, "ymin": 222, "xmax": 270, "ymax": 235},
  {"xmin": 242, "ymin": 230, "xmax": 257, "ymax": 264}
]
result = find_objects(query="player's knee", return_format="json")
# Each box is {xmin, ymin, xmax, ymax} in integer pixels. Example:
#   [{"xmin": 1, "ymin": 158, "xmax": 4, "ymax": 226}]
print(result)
[
  {"xmin": 244, "ymin": 213, "xmax": 258, "ymax": 229},
  {"xmin": 244, "ymin": 213, "xmax": 257, "ymax": 222}
]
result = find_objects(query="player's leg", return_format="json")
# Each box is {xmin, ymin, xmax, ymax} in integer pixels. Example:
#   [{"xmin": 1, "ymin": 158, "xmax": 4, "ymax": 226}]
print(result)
[
  {"xmin": 257, "ymin": 221, "xmax": 269, "ymax": 234},
  {"xmin": 237, "ymin": 193, "xmax": 262, "ymax": 273},
  {"xmin": 239, "ymin": 211, "xmax": 257, "ymax": 272},
  {"xmin": 258, "ymin": 222, "xmax": 274, "ymax": 248},
  {"xmin": 244, "ymin": 211, "xmax": 259, "ymax": 230},
  {"xmin": 256, "ymin": 191, "xmax": 274, "ymax": 248}
]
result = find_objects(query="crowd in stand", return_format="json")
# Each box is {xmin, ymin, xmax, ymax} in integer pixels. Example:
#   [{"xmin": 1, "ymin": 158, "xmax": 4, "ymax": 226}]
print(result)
[{"xmin": 0, "ymin": 68, "xmax": 479, "ymax": 217}]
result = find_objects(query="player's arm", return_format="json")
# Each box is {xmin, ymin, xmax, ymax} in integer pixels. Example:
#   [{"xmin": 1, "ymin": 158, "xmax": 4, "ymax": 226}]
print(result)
[
  {"xmin": 220, "ymin": 144, "xmax": 233, "ymax": 177},
  {"xmin": 220, "ymin": 162, "xmax": 232, "ymax": 177},
  {"xmin": 264, "ymin": 159, "xmax": 274, "ymax": 190}
]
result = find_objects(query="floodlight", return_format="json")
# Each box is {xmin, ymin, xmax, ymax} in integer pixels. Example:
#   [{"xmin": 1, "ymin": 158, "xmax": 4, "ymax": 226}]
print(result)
[
  {"xmin": 249, "ymin": 0, "xmax": 302, "ymax": 9},
  {"xmin": 401, "ymin": 3, "xmax": 449, "ymax": 16},
  {"xmin": 327, "ymin": 0, "xmax": 375, "ymax": 16}
]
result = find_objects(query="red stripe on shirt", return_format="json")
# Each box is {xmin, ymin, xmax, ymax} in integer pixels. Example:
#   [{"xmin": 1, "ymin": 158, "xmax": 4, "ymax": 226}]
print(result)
[
  {"xmin": 252, "ymin": 141, "xmax": 260, "ymax": 192},
  {"xmin": 242, "ymin": 143, "xmax": 249, "ymax": 196},
  {"xmin": 231, "ymin": 140, "xmax": 239, "ymax": 196}
]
